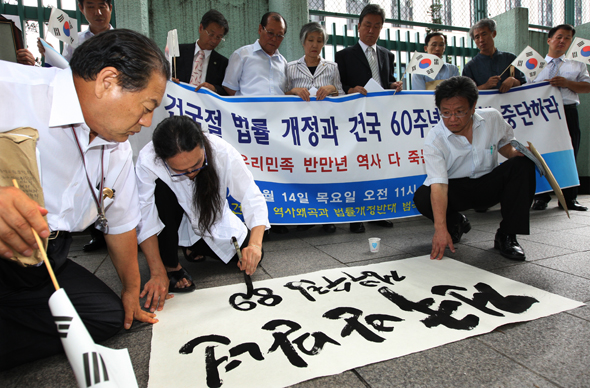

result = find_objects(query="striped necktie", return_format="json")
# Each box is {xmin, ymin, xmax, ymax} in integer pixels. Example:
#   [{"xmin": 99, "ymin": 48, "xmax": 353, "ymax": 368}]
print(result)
[
  {"xmin": 366, "ymin": 46, "xmax": 382, "ymax": 86},
  {"xmin": 548, "ymin": 57, "xmax": 562, "ymax": 79}
]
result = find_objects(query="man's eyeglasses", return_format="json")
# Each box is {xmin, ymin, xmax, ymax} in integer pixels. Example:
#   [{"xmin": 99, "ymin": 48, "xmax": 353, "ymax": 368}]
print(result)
[
  {"xmin": 205, "ymin": 29, "xmax": 225, "ymax": 42},
  {"xmin": 263, "ymin": 26, "xmax": 285, "ymax": 40},
  {"xmin": 164, "ymin": 149, "xmax": 208, "ymax": 177},
  {"xmin": 440, "ymin": 111, "xmax": 469, "ymax": 119}
]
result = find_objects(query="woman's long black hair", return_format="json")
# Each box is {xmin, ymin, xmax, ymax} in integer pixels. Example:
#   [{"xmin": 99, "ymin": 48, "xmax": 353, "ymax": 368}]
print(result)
[{"xmin": 152, "ymin": 115, "xmax": 222, "ymax": 236}]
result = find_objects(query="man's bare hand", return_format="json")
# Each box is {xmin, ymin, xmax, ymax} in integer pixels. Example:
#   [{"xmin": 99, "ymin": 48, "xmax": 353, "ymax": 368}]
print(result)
[
  {"xmin": 431, "ymin": 228, "xmax": 454, "ymax": 260},
  {"xmin": 0, "ymin": 187, "xmax": 49, "ymax": 258},
  {"xmin": 348, "ymin": 86, "xmax": 368, "ymax": 95}
]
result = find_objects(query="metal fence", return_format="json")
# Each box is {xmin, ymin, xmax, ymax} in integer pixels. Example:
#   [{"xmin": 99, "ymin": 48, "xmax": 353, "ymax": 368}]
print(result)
[{"xmin": 309, "ymin": 0, "xmax": 589, "ymax": 28}]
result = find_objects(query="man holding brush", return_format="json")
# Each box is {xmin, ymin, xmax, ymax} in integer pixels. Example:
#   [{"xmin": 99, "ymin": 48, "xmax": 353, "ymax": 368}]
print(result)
[
  {"xmin": 0, "ymin": 30, "xmax": 169, "ymax": 370},
  {"xmin": 463, "ymin": 18, "xmax": 526, "ymax": 93}
]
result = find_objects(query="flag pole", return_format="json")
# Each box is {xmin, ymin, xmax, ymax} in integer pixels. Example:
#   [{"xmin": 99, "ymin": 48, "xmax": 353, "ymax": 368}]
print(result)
[
  {"xmin": 498, "ymin": 64, "xmax": 512, "ymax": 77},
  {"xmin": 173, "ymin": 57, "xmax": 177, "ymax": 80},
  {"xmin": 12, "ymin": 179, "xmax": 60, "ymax": 291}
]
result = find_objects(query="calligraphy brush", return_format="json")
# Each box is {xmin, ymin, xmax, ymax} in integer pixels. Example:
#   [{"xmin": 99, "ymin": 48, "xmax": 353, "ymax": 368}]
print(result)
[{"xmin": 231, "ymin": 236, "xmax": 254, "ymax": 299}]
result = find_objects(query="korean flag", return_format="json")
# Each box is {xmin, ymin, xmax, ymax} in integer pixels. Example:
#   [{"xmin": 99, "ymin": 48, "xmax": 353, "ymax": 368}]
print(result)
[
  {"xmin": 47, "ymin": 7, "xmax": 79, "ymax": 47},
  {"xmin": 511, "ymin": 46, "xmax": 546, "ymax": 81},
  {"xmin": 566, "ymin": 37, "xmax": 590, "ymax": 65},
  {"xmin": 48, "ymin": 288, "xmax": 138, "ymax": 388},
  {"xmin": 406, "ymin": 51, "xmax": 444, "ymax": 79}
]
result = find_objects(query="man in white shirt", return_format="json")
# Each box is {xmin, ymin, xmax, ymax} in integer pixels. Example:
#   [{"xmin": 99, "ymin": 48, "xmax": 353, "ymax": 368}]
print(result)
[
  {"xmin": 0, "ymin": 29, "xmax": 169, "ymax": 370},
  {"xmin": 529, "ymin": 24, "xmax": 590, "ymax": 212},
  {"xmin": 37, "ymin": 0, "xmax": 113, "ymax": 62},
  {"xmin": 413, "ymin": 76, "xmax": 536, "ymax": 261},
  {"xmin": 222, "ymin": 12, "xmax": 288, "ymax": 96}
]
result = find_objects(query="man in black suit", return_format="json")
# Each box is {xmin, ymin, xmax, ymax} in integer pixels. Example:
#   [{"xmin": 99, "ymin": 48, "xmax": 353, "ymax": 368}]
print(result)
[
  {"xmin": 174, "ymin": 9, "xmax": 229, "ymax": 95},
  {"xmin": 335, "ymin": 4, "xmax": 402, "ymax": 95},
  {"xmin": 335, "ymin": 3, "xmax": 401, "ymax": 233}
]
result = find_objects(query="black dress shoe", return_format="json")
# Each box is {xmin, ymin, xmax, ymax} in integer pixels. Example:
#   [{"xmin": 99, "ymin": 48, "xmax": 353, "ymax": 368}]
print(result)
[
  {"xmin": 296, "ymin": 225, "xmax": 316, "ymax": 231},
  {"xmin": 349, "ymin": 222, "xmax": 365, "ymax": 233},
  {"xmin": 83, "ymin": 235, "xmax": 106, "ymax": 252},
  {"xmin": 271, "ymin": 225, "xmax": 289, "ymax": 234},
  {"xmin": 532, "ymin": 199, "xmax": 548, "ymax": 210},
  {"xmin": 494, "ymin": 230, "xmax": 526, "ymax": 261},
  {"xmin": 474, "ymin": 208, "xmax": 488, "ymax": 213},
  {"xmin": 372, "ymin": 220, "xmax": 393, "ymax": 228},
  {"xmin": 559, "ymin": 200, "xmax": 588, "ymax": 212},
  {"xmin": 322, "ymin": 224, "xmax": 336, "ymax": 233},
  {"xmin": 449, "ymin": 214, "xmax": 471, "ymax": 244}
]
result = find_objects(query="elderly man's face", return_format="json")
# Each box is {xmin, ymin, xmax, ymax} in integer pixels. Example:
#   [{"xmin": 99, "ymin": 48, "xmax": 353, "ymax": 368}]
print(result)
[
  {"xmin": 84, "ymin": 70, "xmax": 167, "ymax": 143},
  {"xmin": 198, "ymin": 22, "xmax": 226, "ymax": 51},
  {"xmin": 472, "ymin": 26, "xmax": 496, "ymax": 55},
  {"xmin": 258, "ymin": 17, "xmax": 286, "ymax": 56},
  {"xmin": 79, "ymin": 0, "xmax": 112, "ymax": 33}
]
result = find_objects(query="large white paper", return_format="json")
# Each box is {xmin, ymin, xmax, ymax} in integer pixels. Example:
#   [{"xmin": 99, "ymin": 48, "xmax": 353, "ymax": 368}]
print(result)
[
  {"xmin": 148, "ymin": 256, "xmax": 584, "ymax": 388},
  {"xmin": 363, "ymin": 78, "xmax": 384, "ymax": 92}
]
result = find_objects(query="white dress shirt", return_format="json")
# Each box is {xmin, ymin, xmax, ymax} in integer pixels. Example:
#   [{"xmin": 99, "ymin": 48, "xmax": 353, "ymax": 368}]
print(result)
[
  {"xmin": 192, "ymin": 40, "xmax": 212, "ymax": 84},
  {"xmin": 0, "ymin": 62, "xmax": 140, "ymax": 234},
  {"xmin": 62, "ymin": 25, "xmax": 114, "ymax": 61},
  {"xmin": 222, "ymin": 40, "xmax": 287, "ymax": 96},
  {"xmin": 527, "ymin": 54, "xmax": 590, "ymax": 105},
  {"xmin": 423, "ymin": 109, "xmax": 515, "ymax": 186},
  {"xmin": 135, "ymin": 133, "xmax": 270, "ymax": 263},
  {"xmin": 286, "ymin": 56, "xmax": 345, "ymax": 96}
]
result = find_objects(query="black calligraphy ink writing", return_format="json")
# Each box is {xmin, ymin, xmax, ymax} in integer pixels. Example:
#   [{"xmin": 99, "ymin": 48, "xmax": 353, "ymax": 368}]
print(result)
[
  {"xmin": 378, "ymin": 286, "xmax": 479, "ymax": 330},
  {"xmin": 431, "ymin": 283, "xmax": 539, "ymax": 316},
  {"xmin": 262, "ymin": 319, "xmax": 340, "ymax": 368},
  {"xmin": 343, "ymin": 270, "xmax": 406, "ymax": 287},
  {"xmin": 285, "ymin": 270, "xmax": 406, "ymax": 302},
  {"xmin": 179, "ymin": 334, "xmax": 264, "ymax": 388},
  {"xmin": 284, "ymin": 280, "xmax": 330, "ymax": 302},
  {"xmin": 229, "ymin": 287, "xmax": 283, "ymax": 311},
  {"xmin": 323, "ymin": 307, "xmax": 402, "ymax": 342}
]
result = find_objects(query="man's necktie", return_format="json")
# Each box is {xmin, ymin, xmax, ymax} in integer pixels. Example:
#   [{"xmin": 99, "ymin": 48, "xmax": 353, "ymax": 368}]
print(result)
[
  {"xmin": 367, "ymin": 46, "xmax": 381, "ymax": 86},
  {"xmin": 548, "ymin": 57, "xmax": 562, "ymax": 79},
  {"xmin": 189, "ymin": 50, "xmax": 205, "ymax": 86}
]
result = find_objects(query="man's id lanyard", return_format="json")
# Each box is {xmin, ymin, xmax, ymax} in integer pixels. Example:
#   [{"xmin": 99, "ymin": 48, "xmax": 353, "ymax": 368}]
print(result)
[{"xmin": 71, "ymin": 126, "xmax": 109, "ymax": 233}]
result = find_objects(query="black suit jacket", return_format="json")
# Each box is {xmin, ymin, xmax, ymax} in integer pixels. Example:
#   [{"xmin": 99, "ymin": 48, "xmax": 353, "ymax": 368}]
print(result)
[
  {"xmin": 335, "ymin": 42, "xmax": 396, "ymax": 93},
  {"xmin": 176, "ymin": 43, "xmax": 229, "ymax": 96}
]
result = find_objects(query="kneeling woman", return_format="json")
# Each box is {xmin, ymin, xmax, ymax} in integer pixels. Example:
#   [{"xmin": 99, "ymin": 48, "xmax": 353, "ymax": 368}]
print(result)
[{"xmin": 136, "ymin": 116, "xmax": 269, "ymax": 310}]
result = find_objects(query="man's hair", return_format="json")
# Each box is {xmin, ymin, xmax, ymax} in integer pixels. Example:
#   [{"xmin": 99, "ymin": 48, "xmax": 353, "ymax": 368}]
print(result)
[
  {"xmin": 70, "ymin": 29, "xmax": 170, "ymax": 92},
  {"xmin": 469, "ymin": 18, "xmax": 496, "ymax": 39},
  {"xmin": 152, "ymin": 115, "xmax": 222, "ymax": 236},
  {"xmin": 425, "ymin": 32, "xmax": 447, "ymax": 46},
  {"xmin": 201, "ymin": 9, "xmax": 229, "ymax": 35},
  {"xmin": 78, "ymin": 0, "xmax": 112, "ymax": 7},
  {"xmin": 435, "ymin": 76, "xmax": 479, "ymax": 109},
  {"xmin": 548, "ymin": 24, "xmax": 575, "ymax": 38},
  {"xmin": 260, "ymin": 12, "xmax": 287, "ymax": 34},
  {"xmin": 299, "ymin": 22, "xmax": 326, "ymax": 47},
  {"xmin": 359, "ymin": 4, "xmax": 386, "ymax": 25}
]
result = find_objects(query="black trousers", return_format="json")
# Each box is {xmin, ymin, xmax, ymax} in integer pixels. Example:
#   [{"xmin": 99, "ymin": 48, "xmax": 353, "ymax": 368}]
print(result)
[
  {"xmin": 537, "ymin": 104, "xmax": 580, "ymax": 202},
  {"xmin": 413, "ymin": 157, "xmax": 536, "ymax": 235},
  {"xmin": 0, "ymin": 234, "xmax": 124, "ymax": 370},
  {"xmin": 154, "ymin": 179, "xmax": 257, "ymax": 268}
]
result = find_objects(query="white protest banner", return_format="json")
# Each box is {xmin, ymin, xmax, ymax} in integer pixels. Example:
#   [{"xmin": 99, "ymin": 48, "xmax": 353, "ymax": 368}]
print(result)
[
  {"xmin": 566, "ymin": 36, "xmax": 590, "ymax": 65},
  {"xmin": 148, "ymin": 256, "xmax": 584, "ymax": 388},
  {"xmin": 131, "ymin": 81, "xmax": 577, "ymax": 225},
  {"xmin": 406, "ymin": 51, "xmax": 444, "ymax": 78},
  {"xmin": 47, "ymin": 7, "xmax": 78, "ymax": 47},
  {"xmin": 511, "ymin": 45, "xmax": 547, "ymax": 81},
  {"xmin": 49, "ymin": 289, "xmax": 138, "ymax": 388}
]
